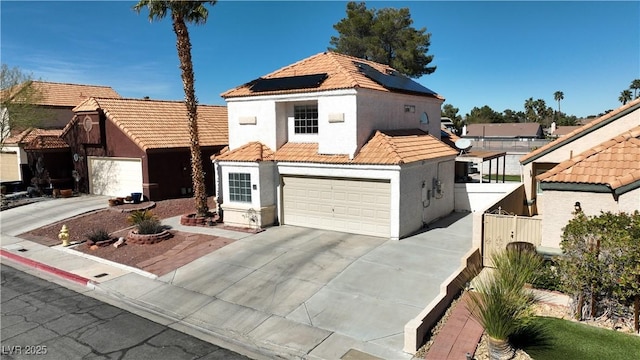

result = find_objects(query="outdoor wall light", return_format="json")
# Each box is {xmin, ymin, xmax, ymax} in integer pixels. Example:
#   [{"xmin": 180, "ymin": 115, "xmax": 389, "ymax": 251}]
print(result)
[{"xmin": 574, "ymin": 201, "xmax": 582, "ymax": 212}]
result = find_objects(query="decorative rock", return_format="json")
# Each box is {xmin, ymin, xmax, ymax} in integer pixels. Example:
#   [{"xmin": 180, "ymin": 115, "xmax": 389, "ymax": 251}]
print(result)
[
  {"xmin": 90, "ymin": 245, "xmax": 99, "ymax": 251},
  {"xmin": 113, "ymin": 237, "xmax": 125, "ymax": 248}
]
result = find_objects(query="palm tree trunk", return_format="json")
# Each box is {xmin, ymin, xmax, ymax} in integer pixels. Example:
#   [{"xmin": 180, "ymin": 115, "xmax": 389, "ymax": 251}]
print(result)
[{"xmin": 172, "ymin": 15, "xmax": 208, "ymax": 217}]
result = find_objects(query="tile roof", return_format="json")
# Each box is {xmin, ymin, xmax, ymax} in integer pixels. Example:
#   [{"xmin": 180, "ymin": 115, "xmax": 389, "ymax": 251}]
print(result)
[
  {"xmin": 2, "ymin": 81, "xmax": 120, "ymax": 107},
  {"xmin": 521, "ymin": 97, "xmax": 640, "ymax": 164},
  {"xmin": 537, "ymin": 126, "xmax": 640, "ymax": 190},
  {"xmin": 66, "ymin": 97, "xmax": 228, "ymax": 151},
  {"xmin": 551, "ymin": 126, "xmax": 581, "ymax": 137},
  {"xmin": 214, "ymin": 129, "xmax": 456, "ymax": 165},
  {"xmin": 221, "ymin": 51, "xmax": 442, "ymax": 100},
  {"xmin": 24, "ymin": 135, "xmax": 69, "ymax": 150},
  {"xmin": 464, "ymin": 123, "xmax": 542, "ymax": 138},
  {"xmin": 4, "ymin": 128, "xmax": 64, "ymax": 146},
  {"xmin": 215, "ymin": 142, "xmax": 274, "ymax": 162}
]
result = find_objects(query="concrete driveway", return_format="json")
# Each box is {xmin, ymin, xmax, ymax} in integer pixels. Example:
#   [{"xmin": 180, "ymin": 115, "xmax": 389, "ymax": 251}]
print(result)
[
  {"xmin": 1, "ymin": 195, "xmax": 474, "ymax": 359},
  {"xmin": 143, "ymin": 213, "xmax": 473, "ymax": 359}
]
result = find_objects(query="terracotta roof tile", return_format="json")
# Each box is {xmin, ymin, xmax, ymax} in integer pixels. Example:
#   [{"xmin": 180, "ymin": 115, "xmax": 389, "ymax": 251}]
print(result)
[
  {"xmin": 24, "ymin": 135, "xmax": 69, "ymax": 150},
  {"xmin": 66, "ymin": 97, "xmax": 228, "ymax": 151},
  {"xmin": 214, "ymin": 142, "xmax": 274, "ymax": 162},
  {"xmin": 215, "ymin": 129, "xmax": 456, "ymax": 165},
  {"xmin": 2, "ymin": 81, "xmax": 120, "ymax": 107},
  {"xmin": 521, "ymin": 97, "xmax": 640, "ymax": 163},
  {"xmin": 4, "ymin": 128, "xmax": 63, "ymax": 145},
  {"xmin": 222, "ymin": 51, "xmax": 442, "ymax": 100},
  {"xmin": 537, "ymin": 126, "xmax": 640, "ymax": 189}
]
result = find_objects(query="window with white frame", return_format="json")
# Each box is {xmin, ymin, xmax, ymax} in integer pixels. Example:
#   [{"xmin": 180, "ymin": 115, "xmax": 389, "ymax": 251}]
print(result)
[
  {"xmin": 294, "ymin": 105, "xmax": 318, "ymax": 134},
  {"xmin": 229, "ymin": 173, "xmax": 252, "ymax": 202}
]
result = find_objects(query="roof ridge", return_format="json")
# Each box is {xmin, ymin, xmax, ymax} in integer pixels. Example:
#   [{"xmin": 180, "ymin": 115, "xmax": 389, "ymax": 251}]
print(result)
[
  {"xmin": 90, "ymin": 96, "xmax": 226, "ymax": 107},
  {"xmin": 374, "ymin": 130, "xmax": 404, "ymax": 163},
  {"xmin": 326, "ymin": 52, "xmax": 361, "ymax": 88},
  {"xmin": 32, "ymin": 80, "xmax": 115, "ymax": 89}
]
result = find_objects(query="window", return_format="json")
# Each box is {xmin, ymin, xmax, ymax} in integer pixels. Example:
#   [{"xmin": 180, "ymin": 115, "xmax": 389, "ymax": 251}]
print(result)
[
  {"xmin": 229, "ymin": 173, "xmax": 252, "ymax": 202},
  {"xmin": 294, "ymin": 105, "xmax": 318, "ymax": 134}
]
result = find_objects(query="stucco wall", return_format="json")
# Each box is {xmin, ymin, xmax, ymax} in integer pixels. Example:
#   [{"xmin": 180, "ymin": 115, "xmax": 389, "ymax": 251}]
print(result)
[
  {"xmin": 399, "ymin": 159, "xmax": 455, "ymax": 237},
  {"xmin": 479, "ymin": 153, "xmax": 526, "ymax": 176},
  {"xmin": 539, "ymin": 190, "xmax": 637, "ymax": 249},
  {"xmin": 356, "ymin": 89, "xmax": 443, "ymax": 153}
]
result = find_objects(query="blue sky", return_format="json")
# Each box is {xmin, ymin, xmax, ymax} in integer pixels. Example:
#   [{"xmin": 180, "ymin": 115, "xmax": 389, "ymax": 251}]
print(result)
[{"xmin": 1, "ymin": 1, "xmax": 639, "ymax": 118}]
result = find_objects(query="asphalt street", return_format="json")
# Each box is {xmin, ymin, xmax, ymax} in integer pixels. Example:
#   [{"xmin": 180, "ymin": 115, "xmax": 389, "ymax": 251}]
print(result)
[{"xmin": 0, "ymin": 264, "xmax": 252, "ymax": 360}]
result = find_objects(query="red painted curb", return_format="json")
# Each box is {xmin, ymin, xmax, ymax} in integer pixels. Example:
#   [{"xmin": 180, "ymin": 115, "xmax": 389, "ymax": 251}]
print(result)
[{"xmin": 0, "ymin": 249, "xmax": 92, "ymax": 286}]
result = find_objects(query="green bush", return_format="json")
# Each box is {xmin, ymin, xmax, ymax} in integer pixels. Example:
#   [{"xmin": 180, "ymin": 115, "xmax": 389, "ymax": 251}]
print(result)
[
  {"xmin": 127, "ymin": 210, "xmax": 157, "ymax": 226},
  {"xmin": 136, "ymin": 218, "xmax": 164, "ymax": 235},
  {"xmin": 530, "ymin": 260, "xmax": 562, "ymax": 292},
  {"xmin": 85, "ymin": 227, "xmax": 110, "ymax": 242}
]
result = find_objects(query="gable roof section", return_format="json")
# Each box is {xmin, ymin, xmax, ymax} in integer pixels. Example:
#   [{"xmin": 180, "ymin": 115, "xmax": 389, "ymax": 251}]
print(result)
[
  {"xmin": 215, "ymin": 129, "xmax": 456, "ymax": 165},
  {"xmin": 222, "ymin": 51, "xmax": 442, "ymax": 99},
  {"xmin": 215, "ymin": 142, "xmax": 274, "ymax": 162},
  {"xmin": 537, "ymin": 126, "xmax": 640, "ymax": 195},
  {"xmin": 552, "ymin": 126, "xmax": 580, "ymax": 137},
  {"xmin": 521, "ymin": 97, "xmax": 640, "ymax": 165},
  {"xmin": 4, "ymin": 128, "xmax": 64, "ymax": 146},
  {"xmin": 24, "ymin": 134, "xmax": 69, "ymax": 150},
  {"xmin": 464, "ymin": 123, "xmax": 542, "ymax": 138},
  {"xmin": 66, "ymin": 97, "xmax": 228, "ymax": 151},
  {"xmin": 2, "ymin": 81, "xmax": 120, "ymax": 107}
]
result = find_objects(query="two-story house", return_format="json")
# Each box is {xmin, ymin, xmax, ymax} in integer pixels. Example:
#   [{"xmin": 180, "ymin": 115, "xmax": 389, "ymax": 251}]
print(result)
[{"xmin": 213, "ymin": 52, "xmax": 458, "ymax": 240}]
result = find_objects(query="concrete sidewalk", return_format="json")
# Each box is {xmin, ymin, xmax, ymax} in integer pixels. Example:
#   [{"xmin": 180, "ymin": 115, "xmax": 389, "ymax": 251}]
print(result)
[{"xmin": 1, "ymin": 196, "xmax": 475, "ymax": 360}]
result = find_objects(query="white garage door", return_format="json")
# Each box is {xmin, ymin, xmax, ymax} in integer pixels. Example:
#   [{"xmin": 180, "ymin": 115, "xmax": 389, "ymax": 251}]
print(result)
[
  {"xmin": 282, "ymin": 176, "xmax": 391, "ymax": 237},
  {"xmin": 88, "ymin": 156, "xmax": 143, "ymax": 197},
  {"xmin": 0, "ymin": 152, "xmax": 20, "ymax": 182}
]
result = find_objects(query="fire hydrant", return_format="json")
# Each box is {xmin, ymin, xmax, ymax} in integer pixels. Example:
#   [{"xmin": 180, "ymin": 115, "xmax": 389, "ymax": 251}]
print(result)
[{"xmin": 59, "ymin": 224, "xmax": 70, "ymax": 247}]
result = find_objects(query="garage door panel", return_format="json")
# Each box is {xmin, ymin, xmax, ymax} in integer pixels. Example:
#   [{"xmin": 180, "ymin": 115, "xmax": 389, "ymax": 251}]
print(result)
[
  {"xmin": 0, "ymin": 153, "xmax": 20, "ymax": 182},
  {"xmin": 282, "ymin": 176, "xmax": 390, "ymax": 238},
  {"xmin": 89, "ymin": 157, "xmax": 143, "ymax": 197}
]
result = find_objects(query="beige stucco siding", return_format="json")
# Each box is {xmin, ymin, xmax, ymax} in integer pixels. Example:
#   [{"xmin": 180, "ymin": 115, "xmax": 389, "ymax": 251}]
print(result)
[
  {"xmin": 540, "ymin": 189, "xmax": 639, "ymax": 249},
  {"xmin": 398, "ymin": 158, "xmax": 455, "ymax": 238}
]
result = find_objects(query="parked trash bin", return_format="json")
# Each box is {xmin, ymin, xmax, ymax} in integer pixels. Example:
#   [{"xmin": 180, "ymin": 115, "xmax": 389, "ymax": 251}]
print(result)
[{"xmin": 131, "ymin": 192, "xmax": 142, "ymax": 204}]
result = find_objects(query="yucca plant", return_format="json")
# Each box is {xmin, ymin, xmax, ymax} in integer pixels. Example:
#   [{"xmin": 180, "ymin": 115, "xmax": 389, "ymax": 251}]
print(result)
[
  {"xmin": 127, "ymin": 210, "xmax": 157, "ymax": 226},
  {"xmin": 467, "ymin": 249, "xmax": 543, "ymax": 359}
]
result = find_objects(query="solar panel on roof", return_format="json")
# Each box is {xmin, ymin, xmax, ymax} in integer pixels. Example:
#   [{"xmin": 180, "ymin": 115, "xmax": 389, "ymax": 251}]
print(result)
[
  {"xmin": 250, "ymin": 73, "xmax": 328, "ymax": 92},
  {"xmin": 354, "ymin": 62, "xmax": 437, "ymax": 96}
]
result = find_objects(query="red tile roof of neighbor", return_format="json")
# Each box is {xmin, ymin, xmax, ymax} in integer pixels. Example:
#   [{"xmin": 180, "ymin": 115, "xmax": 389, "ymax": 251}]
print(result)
[
  {"xmin": 215, "ymin": 129, "xmax": 457, "ymax": 165},
  {"xmin": 24, "ymin": 135, "xmax": 69, "ymax": 150},
  {"xmin": 2, "ymin": 81, "xmax": 120, "ymax": 107},
  {"xmin": 4, "ymin": 128, "xmax": 64, "ymax": 146},
  {"xmin": 521, "ymin": 97, "xmax": 640, "ymax": 163},
  {"xmin": 221, "ymin": 51, "xmax": 443, "ymax": 100},
  {"xmin": 66, "ymin": 97, "xmax": 228, "ymax": 151},
  {"xmin": 537, "ymin": 125, "xmax": 640, "ymax": 190},
  {"xmin": 464, "ymin": 123, "xmax": 542, "ymax": 138}
]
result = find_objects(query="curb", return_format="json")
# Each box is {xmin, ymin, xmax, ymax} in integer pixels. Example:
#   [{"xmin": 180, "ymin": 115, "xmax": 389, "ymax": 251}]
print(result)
[{"xmin": 0, "ymin": 249, "xmax": 93, "ymax": 286}]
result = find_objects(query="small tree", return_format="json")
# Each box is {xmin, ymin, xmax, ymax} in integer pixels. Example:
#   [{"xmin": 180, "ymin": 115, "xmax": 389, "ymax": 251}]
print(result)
[
  {"xmin": 0, "ymin": 65, "xmax": 46, "ymax": 148},
  {"xmin": 619, "ymin": 89, "xmax": 632, "ymax": 105}
]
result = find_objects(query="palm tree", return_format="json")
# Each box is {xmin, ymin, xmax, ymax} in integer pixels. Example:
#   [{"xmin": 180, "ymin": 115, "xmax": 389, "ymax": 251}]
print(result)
[
  {"xmin": 630, "ymin": 79, "xmax": 640, "ymax": 99},
  {"xmin": 134, "ymin": 0, "xmax": 216, "ymax": 217},
  {"xmin": 553, "ymin": 91, "xmax": 564, "ymax": 114},
  {"xmin": 619, "ymin": 89, "xmax": 633, "ymax": 105}
]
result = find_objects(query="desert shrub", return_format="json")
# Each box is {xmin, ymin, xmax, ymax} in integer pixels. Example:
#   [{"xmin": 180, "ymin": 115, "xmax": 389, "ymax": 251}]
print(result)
[
  {"xmin": 135, "ymin": 218, "xmax": 164, "ymax": 235},
  {"xmin": 530, "ymin": 259, "xmax": 562, "ymax": 292},
  {"xmin": 85, "ymin": 227, "xmax": 110, "ymax": 242},
  {"xmin": 127, "ymin": 210, "xmax": 157, "ymax": 226}
]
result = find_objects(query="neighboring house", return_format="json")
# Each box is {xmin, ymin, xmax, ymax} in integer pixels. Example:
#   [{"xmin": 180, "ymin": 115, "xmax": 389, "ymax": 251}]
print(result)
[
  {"xmin": 463, "ymin": 122, "xmax": 544, "ymax": 140},
  {"xmin": 547, "ymin": 122, "xmax": 580, "ymax": 138},
  {"xmin": 1, "ymin": 81, "xmax": 120, "ymax": 185},
  {"xmin": 535, "ymin": 126, "xmax": 640, "ymax": 249},
  {"xmin": 213, "ymin": 51, "xmax": 457, "ymax": 240},
  {"xmin": 520, "ymin": 98, "xmax": 640, "ymax": 249},
  {"xmin": 62, "ymin": 97, "xmax": 228, "ymax": 201}
]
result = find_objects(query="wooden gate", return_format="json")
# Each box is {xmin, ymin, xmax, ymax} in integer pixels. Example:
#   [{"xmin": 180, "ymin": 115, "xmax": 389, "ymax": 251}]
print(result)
[{"xmin": 483, "ymin": 209, "xmax": 542, "ymax": 267}]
